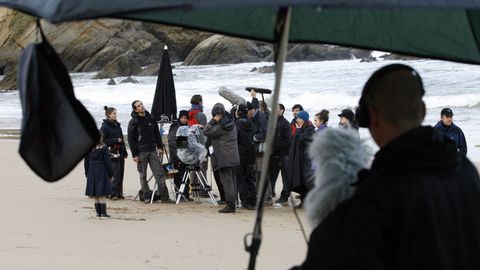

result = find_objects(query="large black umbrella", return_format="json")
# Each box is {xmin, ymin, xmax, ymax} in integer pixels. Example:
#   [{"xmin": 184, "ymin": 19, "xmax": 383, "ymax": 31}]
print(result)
[{"xmin": 151, "ymin": 45, "xmax": 177, "ymax": 123}]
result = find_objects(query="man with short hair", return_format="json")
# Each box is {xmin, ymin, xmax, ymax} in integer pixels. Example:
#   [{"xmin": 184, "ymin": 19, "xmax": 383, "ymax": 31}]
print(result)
[
  {"xmin": 128, "ymin": 100, "xmax": 172, "ymax": 204},
  {"xmin": 270, "ymin": 103, "xmax": 292, "ymax": 203},
  {"xmin": 188, "ymin": 94, "xmax": 207, "ymax": 127},
  {"xmin": 295, "ymin": 64, "xmax": 480, "ymax": 269},
  {"xmin": 434, "ymin": 107, "xmax": 467, "ymax": 155},
  {"xmin": 290, "ymin": 104, "xmax": 304, "ymax": 136}
]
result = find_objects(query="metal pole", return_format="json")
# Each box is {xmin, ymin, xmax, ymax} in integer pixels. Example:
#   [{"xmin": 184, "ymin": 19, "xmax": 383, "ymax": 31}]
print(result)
[{"xmin": 245, "ymin": 6, "xmax": 292, "ymax": 270}]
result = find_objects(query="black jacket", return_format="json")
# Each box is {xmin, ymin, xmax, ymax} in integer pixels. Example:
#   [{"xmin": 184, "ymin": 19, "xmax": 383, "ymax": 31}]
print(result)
[
  {"xmin": 273, "ymin": 115, "xmax": 291, "ymax": 157},
  {"xmin": 288, "ymin": 123, "xmax": 315, "ymax": 193},
  {"xmin": 235, "ymin": 117, "xmax": 256, "ymax": 166},
  {"xmin": 127, "ymin": 111, "xmax": 163, "ymax": 157},
  {"xmin": 100, "ymin": 119, "xmax": 127, "ymax": 158},
  {"xmin": 297, "ymin": 126, "xmax": 480, "ymax": 270},
  {"xmin": 434, "ymin": 121, "xmax": 467, "ymax": 155},
  {"xmin": 167, "ymin": 120, "xmax": 187, "ymax": 163}
]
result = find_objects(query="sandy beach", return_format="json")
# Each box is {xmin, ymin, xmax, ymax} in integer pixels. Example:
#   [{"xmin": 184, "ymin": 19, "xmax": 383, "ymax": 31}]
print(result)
[{"xmin": 0, "ymin": 139, "xmax": 308, "ymax": 270}]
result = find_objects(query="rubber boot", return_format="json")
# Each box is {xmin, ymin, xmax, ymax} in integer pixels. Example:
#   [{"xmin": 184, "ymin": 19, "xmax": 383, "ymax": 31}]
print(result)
[
  {"xmin": 94, "ymin": 203, "xmax": 101, "ymax": 217},
  {"xmin": 100, "ymin": 203, "xmax": 111, "ymax": 218}
]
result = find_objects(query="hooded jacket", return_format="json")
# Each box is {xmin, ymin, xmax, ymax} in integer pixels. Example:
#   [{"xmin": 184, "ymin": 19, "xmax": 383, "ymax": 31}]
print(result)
[
  {"xmin": 203, "ymin": 103, "xmax": 240, "ymax": 170},
  {"xmin": 297, "ymin": 126, "xmax": 480, "ymax": 270},
  {"xmin": 127, "ymin": 110, "xmax": 163, "ymax": 157},
  {"xmin": 434, "ymin": 121, "xmax": 467, "ymax": 155}
]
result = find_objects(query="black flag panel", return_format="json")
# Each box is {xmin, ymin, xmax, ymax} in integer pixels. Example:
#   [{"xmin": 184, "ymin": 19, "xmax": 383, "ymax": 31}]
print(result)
[{"xmin": 18, "ymin": 25, "xmax": 99, "ymax": 182}]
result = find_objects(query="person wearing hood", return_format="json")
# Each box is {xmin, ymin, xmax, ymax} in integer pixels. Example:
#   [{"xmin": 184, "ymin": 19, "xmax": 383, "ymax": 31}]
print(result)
[
  {"xmin": 234, "ymin": 103, "xmax": 257, "ymax": 210},
  {"xmin": 204, "ymin": 103, "xmax": 240, "ymax": 213},
  {"xmin": 127, "ymin": 100, "xmax": 172, "ymax": 204},
  {"xmin": 295, "ymin": 64, "xmax": 480, "ymax": 269},
  {"xmin": 434, "ymin": 107, "xmax": 467, "ymax": 155},
  {"xmin": 168, "ymin": 110, "xmax": 192, "ymax": 201},
  {"xmin": 338, "ymin": 108, "xmax": 359, "ymax": 135},
  {"xmin": 100, "ymin": 106, "xmax": 128, "ymax": 200},
  {"xmin": 288, "ymin": 110, "xmax": 315, "ymax": 208}
]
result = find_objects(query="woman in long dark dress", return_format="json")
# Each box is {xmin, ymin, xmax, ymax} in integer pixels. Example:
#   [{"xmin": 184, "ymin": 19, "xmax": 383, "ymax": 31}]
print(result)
[
  {"xmin": 288, "ymin": 110, "xmax": 316, "ymax": 208},
  {"xmin": 101, "ymin": 106, "xmax": 128, "ymax": 200},
  {"xmin": 84, "ymin": 133, "xmax": 113, "ymax": 218}
]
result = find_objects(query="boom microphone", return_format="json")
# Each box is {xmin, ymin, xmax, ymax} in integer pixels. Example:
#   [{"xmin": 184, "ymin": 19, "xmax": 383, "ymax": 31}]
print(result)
[{"xmin": 219, "ymin": 86, "xmax": 247, "ymax": 106}]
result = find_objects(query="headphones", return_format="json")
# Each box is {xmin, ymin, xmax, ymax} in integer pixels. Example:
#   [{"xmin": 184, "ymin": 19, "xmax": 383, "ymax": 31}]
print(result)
[{"xmin": 356, "ymin": 64, "xmax": 425, "ymax": 128}]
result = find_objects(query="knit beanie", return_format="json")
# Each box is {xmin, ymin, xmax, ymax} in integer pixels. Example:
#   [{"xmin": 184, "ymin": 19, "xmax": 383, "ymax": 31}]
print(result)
[{"xmin": 297, "ymin": 110, "xmax": 309, "ymax": 122}]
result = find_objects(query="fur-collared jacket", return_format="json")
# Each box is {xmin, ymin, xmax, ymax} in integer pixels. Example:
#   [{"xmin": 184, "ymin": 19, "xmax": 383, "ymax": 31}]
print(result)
[{"xmin": 296, "ymin": 126, "xmax": 480, "ymax": 270}]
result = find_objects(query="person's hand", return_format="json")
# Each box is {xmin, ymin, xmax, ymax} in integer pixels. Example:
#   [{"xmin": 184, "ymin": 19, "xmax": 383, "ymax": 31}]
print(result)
[
  {"xmin": 117, "ymin": 138, "xmax": 123, "ymax": 143},
  {"xmin": 213, "ymin": 114, "xmax": 223, "ymax": 122},
  {"xmin": 133, "ymin": 156, "xmax": 139, "ymax": 163},
  {"xmin": 250, "ymin": 89, "xmax": 257, "ymax": 98},
  {"xmin": 156, "ymin": 148, "xmax": 163, "ymax": 156}
]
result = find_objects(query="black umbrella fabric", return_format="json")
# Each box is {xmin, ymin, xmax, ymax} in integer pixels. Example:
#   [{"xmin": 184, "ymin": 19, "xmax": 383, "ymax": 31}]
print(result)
[
  {"xmin": 151, "ymin": 46, "xmax": 177, "ymax": 122},
  {"xmin": 18, "ymin": 25, "xmax": 99, "ymax": 182}
]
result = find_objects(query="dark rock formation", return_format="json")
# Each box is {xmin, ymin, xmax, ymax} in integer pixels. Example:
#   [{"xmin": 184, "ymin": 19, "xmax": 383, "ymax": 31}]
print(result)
[
  {"xmin": 250, "ymin": 65, "xmax": 275, "ymax": 74},
  {"xmin": 119, "ymin": 76, "xmax": 139, "ymax": 84},
  {"xmin": 95, "ymin": 50, "xmax": 142, "ymax": 79},
  {"xmin": 107, "ymin": 78, "xmax": 116, "ymax": 85},
  {"xmin": 380, "ymin": 53, "xmax": 420, "ymax": 60},
  {"xmin": 360, "ymin": 55, "xmax": 377, "ymax": 63},
  {"xmin": 287, "ymin": 44, "xmax": 371, "ymax": 62},
  {"xmin": 184, "ymin": 35, "xmax": 263, "ymax": 65}
]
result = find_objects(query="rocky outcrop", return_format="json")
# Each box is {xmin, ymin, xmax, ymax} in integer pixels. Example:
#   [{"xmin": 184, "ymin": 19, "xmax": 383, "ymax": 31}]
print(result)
[
  {"xmin": 287, "ymin": 44, "xmax": 371, "ymax": 61},
  {"xmin": 183, "ymin": 35, "xmax": 263, "ymax": 65},
  {"xmin": 250, "ymin": 65, "xmax": 275, "ymax": 74},
  {"xmin": 380, "ymin": 53, "xmax": 420, "ymax": 60},
  {"xmin": 360, "ymin": 55, "xmax": 377, "ymax": 63},
  {"xmin": 94, "ymin": 50, "xmax": 142, "ymax": 79}
]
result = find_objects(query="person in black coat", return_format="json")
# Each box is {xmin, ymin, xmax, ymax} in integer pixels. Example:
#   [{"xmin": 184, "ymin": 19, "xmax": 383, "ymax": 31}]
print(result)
[
  {"xmin": 270, "ymin": 103, "xmax": 291, "ymax": 203},
  {"xmin": 235, "ymin": 103, "xmax": 257, "ymax": 209},
  {"xmin": 84, "ymin": 134, "xmax": 113, "ymax": 218},
  {"xmin": 433, "ymin": 107, "xmax": 467, "ymax": 155},
  {"xmin": 295, "ymin": 64, "xmax": 480, "ymax": 269},
  {"xmin": 288, "ymin": 110, "xmax": 315, "ymax": 208},
  {"xmin": 168, "ymin": 110, "xmax": 191, "ymax": 200},
  {"xmin": 127, "ymin": 100, "xmax": 171, "ymax": 203},
  {"xmin": 101, "ymin": 106, "xmax": 128, "ymax": 200}
]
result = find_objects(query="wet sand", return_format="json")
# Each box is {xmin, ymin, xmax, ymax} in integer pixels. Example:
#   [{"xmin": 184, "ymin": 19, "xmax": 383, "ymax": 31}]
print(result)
[{"xmin": 0, "ymin": 139, "xmax": 308, "ymax": 269}]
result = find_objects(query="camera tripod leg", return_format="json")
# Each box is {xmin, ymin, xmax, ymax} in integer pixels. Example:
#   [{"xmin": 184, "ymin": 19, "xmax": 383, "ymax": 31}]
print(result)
[
  {"xmin": 176, "ymin": 170, "xmax": 190, "ymax": 204},
  {"xmin": 132, "ymin": 174, "xmax": 155, "ymax": 201},
  {"xmin": 195, "ymin": 170, "xmax": 218, "ymax": 206}
]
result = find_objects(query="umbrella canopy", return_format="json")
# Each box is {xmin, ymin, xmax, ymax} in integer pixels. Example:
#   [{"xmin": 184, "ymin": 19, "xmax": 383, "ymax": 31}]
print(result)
[
  {"xmin": 1, "ymin": 0, "xmax": 480, "ymax": 64},
  {"xmin": 151, "ymin": 46, "xmax": 177, "ymax": 123}
]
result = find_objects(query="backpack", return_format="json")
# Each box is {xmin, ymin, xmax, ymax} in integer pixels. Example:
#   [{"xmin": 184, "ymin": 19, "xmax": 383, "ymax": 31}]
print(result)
[{"xmin": 188, "ymin": 108, "xmax": 201, "ymax": 126}]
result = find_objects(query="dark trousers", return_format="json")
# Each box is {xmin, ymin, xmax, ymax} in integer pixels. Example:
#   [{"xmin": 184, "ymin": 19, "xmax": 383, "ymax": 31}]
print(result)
[
  {"xmin": 255, "ymin": 156, "xmax": 272, "ymax": 201},
  {"xmin": 269, "ymin": 155, "xmax": 290, "ymax": 198},
  {"xmin": 218, "ymin": 167, "xmax": 237, "ymax": 209},
  {"xmin": 137, "ymin": 151, "xmax": 169, "ymax": 201},
  {"xmin": 213, "ymin": 169, "xmax": 226, "ymax": 201},
  {"xmin": 111, "ymin": 157, "xmax": 125, "ymax": 196},
  {"xmin": 173, "ymin": 162, "xmax": 190, "ymax": 198},
  {"xmin": 236, "ymin": 164, "xmax": 257, "ymax": 207}
]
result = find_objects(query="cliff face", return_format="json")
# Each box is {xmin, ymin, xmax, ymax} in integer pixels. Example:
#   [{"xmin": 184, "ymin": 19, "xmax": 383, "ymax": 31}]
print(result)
[{"xmin": 0, "ymin": 9, "xmax": 373, "ymax": 90}]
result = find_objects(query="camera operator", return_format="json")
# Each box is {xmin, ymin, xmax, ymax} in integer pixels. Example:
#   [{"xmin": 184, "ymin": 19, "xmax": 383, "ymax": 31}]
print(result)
[
  {"xmin": 168, "ymin": 110, "xmax": 191, "ymax": 201},
  {"xmin": 127, "ymin": 100, "xmax": 172, "ymax": 204},
  {"xmin": 204, "ymin": 103, "xmax": 240, "ymax": 213},
  {"xmin": 101, "ymin": 106, "xmax": 128, "ymax": 200}
]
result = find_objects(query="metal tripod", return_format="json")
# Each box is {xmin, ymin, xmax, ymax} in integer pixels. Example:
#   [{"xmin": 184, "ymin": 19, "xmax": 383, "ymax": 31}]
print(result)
[{"xmin": 176, "ymin": 164, "xmax": 218, "ymax": 206}]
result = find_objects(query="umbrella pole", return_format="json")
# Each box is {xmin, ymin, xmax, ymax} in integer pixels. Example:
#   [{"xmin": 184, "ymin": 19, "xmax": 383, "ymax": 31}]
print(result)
[{"xmin": 245, "ymin": 7, "xmax": 292, "ymax": 270}]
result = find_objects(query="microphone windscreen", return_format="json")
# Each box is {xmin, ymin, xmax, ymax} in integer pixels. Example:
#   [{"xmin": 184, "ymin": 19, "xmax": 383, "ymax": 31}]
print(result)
[{"xmin": 218, "ymin": 86, "xmax": 247, "ymax": 105}]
